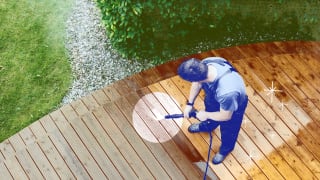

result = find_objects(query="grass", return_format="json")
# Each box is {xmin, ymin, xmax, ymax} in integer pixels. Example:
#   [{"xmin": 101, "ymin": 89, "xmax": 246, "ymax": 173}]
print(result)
[{"xmin": 0, "ymin": 0, "xmax": 74, "ymax": 142}]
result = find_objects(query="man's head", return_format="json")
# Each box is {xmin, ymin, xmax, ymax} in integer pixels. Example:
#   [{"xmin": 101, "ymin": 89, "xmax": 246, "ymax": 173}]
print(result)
[{"xmin": 177, "ymin": 58, "xmax": 208, "ymax": 82}]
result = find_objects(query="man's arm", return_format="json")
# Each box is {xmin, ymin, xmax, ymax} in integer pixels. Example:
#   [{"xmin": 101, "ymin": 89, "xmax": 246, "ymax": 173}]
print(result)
[
  {"xmin": 196, "ymin": 108, "xmax": 233, "ymax": 122},
  {"xmin": 184, "ymin": 82, "xmax": 202, "ymax": 117},
  {"xmin": 196, "ymin": 91, "xmax": 240, "ymax": 121},
  {"xmin": 187, "ymin": 82, "xmax": 202, "ymax": 104}
]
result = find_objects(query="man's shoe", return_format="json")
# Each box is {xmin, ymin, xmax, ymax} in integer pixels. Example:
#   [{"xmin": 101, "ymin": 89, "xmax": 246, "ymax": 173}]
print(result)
[
  {"xmin": 212, "ymin": 152, "xmax": 227, "ymax": 164},
  {"xmin": 188, "ymin": 121, "xmax": 211, "ymax": 133},
  {"xmin": 188, "ymin": 120, "xmax": 219, "ymax": 133}
]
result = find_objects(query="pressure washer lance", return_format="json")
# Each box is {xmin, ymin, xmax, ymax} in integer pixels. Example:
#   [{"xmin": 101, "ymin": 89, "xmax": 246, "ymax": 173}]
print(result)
[
  {"xmin": 164, "ymin": 109, "xmax": 213, "ymax": 180},
  {"xmin": 164, "ymin": 109, "xmax": 198, "ymax": 119}
]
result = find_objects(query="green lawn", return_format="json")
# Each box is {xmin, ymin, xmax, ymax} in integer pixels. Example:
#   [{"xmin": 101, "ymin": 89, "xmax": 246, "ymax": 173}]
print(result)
[{"xmin": 0, "ymin": 0, "xmax": 74, "ymax": 142}]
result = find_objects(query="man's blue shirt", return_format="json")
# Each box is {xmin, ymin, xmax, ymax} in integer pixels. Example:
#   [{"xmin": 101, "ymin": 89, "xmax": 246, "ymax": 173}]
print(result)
[{"xmin": 201, "ymin": 57, "xmax": 247, "ymax": 112}]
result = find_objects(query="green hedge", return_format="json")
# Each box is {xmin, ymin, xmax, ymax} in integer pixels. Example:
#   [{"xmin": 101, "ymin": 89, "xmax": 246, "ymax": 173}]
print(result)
[{"xmin": 96, "ymin": 0, "xmax": 319, "ymax": 64}]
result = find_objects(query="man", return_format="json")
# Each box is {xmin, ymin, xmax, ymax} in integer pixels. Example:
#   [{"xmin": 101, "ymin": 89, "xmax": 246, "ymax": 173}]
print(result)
[{"xmin": 177, "ymin": 57, "xmax": 248, "ymax": 164}]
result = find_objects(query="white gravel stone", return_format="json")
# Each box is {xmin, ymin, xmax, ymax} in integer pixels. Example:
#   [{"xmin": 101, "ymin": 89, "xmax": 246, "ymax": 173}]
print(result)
[{"xmin": 62, "ymin": 0, "xmax": 152, "ymax": 104}]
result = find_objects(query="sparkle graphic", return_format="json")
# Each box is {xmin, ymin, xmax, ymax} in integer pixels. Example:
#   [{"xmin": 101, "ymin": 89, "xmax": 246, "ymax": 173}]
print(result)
[
  {"xmin": 245, "ymin": 150, "xmax": 257, "ymax": 164},
  {"xmin": 264, "ymin": 81, "xmax": 283, "ymax": 103},
  {"xmin": 249, "ymin": 151, "xmax": 255, "ymax": 159}
]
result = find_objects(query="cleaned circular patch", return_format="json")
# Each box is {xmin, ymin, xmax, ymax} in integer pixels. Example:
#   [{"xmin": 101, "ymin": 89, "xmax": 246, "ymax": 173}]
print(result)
[{"xmin": 132, "ymin": 92, "xmax": 183, "ymax": 143}]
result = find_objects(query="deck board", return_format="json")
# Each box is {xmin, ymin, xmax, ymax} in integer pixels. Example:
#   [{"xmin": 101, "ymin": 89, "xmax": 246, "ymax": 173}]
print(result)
[
  {"xmin": 66, "ymin": 113, "xmax": 115, "ymax": 178},
  {"xmin": 115, "ymin": 94, "xmax": 188, "ymax": 178},
  {"xmin": 3, "ymin": 155, "xmax": 28, "ymax": 179},
  {"xmin": 1, "ymin": 41, "xmax": 320, "ymax": 179},
  {"xmin": 51, "ymin": 109, "xmax": 107, "ymax": 179},
  {"xmin": 9, "ymin": 134, "xmax": 45, "ymax": 179},
  {"xmin": 81, "ymin": 112, "xmax": 136, "ymax": 179},
  {"xmin": 0, "ymin": 140, "xmax": 15, "ymax": 161},
  {"xmin": 41, "ymin": 115, "xmax": 91, "ymax": 179},
  {"xmin": 252, "ymin": 57, "xmax": 320, "ymax": 161},
  {"xmin": 235, "ymin": 59, "xmax": 319, "ymax": 171},
  {"xmin": 103, "ymin": 102, "xmax": 172, "ymax": 179},
  {"xmin": 19, "ymin": 127, "xmax": 60, "ymax": 179},
  {"xmin": 93, "ymin": 106, "xmax": 154, "ymax": 179},
  {"xmin": 127, "ymin": 89, "xmax": 203, "ymax": 179},
  {"xmin": 29, "ymin": 121, "xmax": 76, "ymax": 179},
  {"xmin": 0, "ymin": 162, "xmax": 13, "ymax": 179}
]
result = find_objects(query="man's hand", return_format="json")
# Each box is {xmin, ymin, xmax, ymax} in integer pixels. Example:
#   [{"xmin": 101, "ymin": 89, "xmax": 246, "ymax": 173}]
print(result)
[
  {"xmin": 183, "ymin": 105, "xmax": 193, "ymax": 118},
  {"xmin": 195, "ymin": 110, "xmax": 208, "ymax": 121}
]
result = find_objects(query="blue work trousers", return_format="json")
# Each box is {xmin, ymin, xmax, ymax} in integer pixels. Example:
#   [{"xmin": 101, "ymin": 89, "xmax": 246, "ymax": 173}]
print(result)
[{"xmin": 204, "ymin": 95, "xmax": 248, "ymax": 156}]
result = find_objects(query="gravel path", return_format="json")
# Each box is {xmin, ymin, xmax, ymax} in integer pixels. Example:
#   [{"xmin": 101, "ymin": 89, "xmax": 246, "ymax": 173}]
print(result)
[{"xmin": 62, "ymin": 0, "xmax": 151, "ymax": 104}]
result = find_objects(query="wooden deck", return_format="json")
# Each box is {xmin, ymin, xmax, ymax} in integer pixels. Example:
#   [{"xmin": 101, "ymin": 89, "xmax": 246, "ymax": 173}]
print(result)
[{"xmin": 1, "ymin": 41, "xmax": 320, "ymax": 179}]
